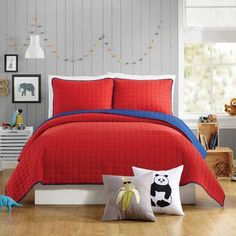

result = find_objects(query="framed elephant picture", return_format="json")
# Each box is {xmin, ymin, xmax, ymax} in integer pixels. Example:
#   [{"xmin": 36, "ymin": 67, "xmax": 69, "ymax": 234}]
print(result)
[{"xmin": 12, "ymin": 74, "xmax": 41, "ymax": 103}]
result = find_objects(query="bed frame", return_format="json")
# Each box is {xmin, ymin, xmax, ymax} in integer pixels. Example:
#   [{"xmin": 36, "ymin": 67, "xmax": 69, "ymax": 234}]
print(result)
[{"xmin": 35, "ymin": 183, "xmax": 195, "ymax": 205}]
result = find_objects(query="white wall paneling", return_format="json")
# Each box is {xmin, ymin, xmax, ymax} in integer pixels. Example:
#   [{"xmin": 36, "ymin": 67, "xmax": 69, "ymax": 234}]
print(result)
[
  {"xmin": 111, "ymin": 0, "xmax": 121, "ymax": 73},
  {"xmin": 56, "ymin": 0, "xmax": 66, "ymax": 76},
  {"xmin": 27, "ymin": 0, "xmax": 37, "ymax": 128},
  {"xmin": 65, "ymin": 0, "xmax": 74, "ymax": 76},
  {"xmin": 1, "ymin": 0, "xmax": 178, "ymax": 127},
  {"xmin": 120, "ymin": 0, "xmax": 132, "ymax": 74},
  {"xmin": 83, "ymin": 0, "xmax": 92, "ymax": 75},
  {"xmin": 132, "ymin": 0, "xmax": 141, "ymax": 75},
  {"xmin": 150, "ymin": 0, "xmax": 162, "ymax": 74},
  {"xmin": 45, "ymin": 0, "xmax": 57, "ymax": 120},
  {"xmin": 36, "ymin": 0, "xmax": 46, "ymax": 126},
  {"xmin": 0, "ymin": 0, "xmax": 7, "ymax": 122},
  {"xmin": 170, "ymin": 0, "xmax": 179, "ymax": 116},
  {"xmin": 92, "ymin": 0, "xmax": 103, "ymax": 76},
  {"xmin": 74, "ymin": 0, "xmax": 83, "ymax": 76},
  {"xmin": 6, "ymin": 0, "xmax": 16, "ymax": 123},
  {"xmin": 103, "ymin": 0, "xmax": 112, "ymax": 74},
  {"xmin": 16, "ymin": 0, "xmax": 28, "ymax": 126},
  {"xmin": 141, "ymin": 0, "xmax": 150, "ymax": 75}
]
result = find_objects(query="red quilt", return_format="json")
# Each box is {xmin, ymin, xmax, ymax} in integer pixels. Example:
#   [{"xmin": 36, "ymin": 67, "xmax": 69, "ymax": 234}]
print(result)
[{"xmin": 6, "ymin": 113, "xmax": 225, "ymax": 205}]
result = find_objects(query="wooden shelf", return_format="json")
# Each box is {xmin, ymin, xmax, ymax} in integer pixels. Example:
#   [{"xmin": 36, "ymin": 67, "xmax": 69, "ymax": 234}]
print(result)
[
  {"xmin": 207, "ymin": 147, "xmax": 232, "ymax": 153},
  {"xmin": 197, "ymin": 122, "xmax": 219, "ymax": 149},
  {"xmin": 206, "ymin": 147, "xmax": 233, "ymax": 177},
  {"xmin": 197, "ymin": 122, "xmax": 233, "ymax": 177}
]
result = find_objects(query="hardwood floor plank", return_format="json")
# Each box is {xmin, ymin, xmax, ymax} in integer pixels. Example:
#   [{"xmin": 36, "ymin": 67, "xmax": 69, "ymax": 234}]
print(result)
[{"xmin": 0, "ymin": 170, "xmax": 236, "ymax": 236}]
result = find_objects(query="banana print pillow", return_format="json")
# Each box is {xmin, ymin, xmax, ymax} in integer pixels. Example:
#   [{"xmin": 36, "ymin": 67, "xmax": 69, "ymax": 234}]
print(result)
[{"xmin": 102, "ymin": 172, "xmax": 155, "ymax": 222}]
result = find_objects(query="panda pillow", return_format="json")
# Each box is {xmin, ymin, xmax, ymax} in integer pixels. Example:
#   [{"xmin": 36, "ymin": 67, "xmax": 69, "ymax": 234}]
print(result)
[{"xmin": 132, "ymin": 165, "xmax": 184, "ymax": 216}]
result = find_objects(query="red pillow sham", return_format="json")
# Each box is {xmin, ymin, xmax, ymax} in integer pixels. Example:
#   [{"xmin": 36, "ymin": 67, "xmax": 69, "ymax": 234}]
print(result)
[
  {"xmin": 113, "ymin": 78, "xmax": 173, "ymax": 114},
  {"xmin": 52, "ymin": 78, "xmax": 113, "ymax": 115}
]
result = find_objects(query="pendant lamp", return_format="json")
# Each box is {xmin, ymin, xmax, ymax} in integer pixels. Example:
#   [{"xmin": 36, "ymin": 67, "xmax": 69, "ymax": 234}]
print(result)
[{"xmin": 25, "ymin": 35, "xmax": 44, "ymax": 59}]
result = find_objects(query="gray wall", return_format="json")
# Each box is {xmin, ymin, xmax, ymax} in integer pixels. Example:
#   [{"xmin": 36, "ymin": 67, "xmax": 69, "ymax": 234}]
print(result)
[
  {"xmin": 0, "ymin": 0, "xmax": 235, "ymax": 157},
  {"xmin": 0, "ymin": 0, "xmax": 178, "ymax": 127}
]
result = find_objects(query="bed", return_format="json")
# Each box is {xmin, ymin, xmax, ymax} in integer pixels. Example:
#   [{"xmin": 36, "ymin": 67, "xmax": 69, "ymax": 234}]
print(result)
[{"xmin": 5, "ymin": 74, "xmax": 225, "ymax": 206}]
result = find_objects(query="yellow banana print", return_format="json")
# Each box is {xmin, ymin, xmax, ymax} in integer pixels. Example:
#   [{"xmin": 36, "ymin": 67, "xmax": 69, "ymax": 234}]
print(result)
[{"xmin": 116, "ymin": 178, "xmax": 140, "ymax": 212}]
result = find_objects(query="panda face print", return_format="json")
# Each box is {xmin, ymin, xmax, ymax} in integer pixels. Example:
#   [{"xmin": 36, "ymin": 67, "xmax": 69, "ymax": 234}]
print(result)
[
  {"xmin": 150, "ymin": 174, "xmax": 172, "ymax": 208},
  {"xmin": 154, "ymin": 174, "xmax": 169, "ymax": 186}
]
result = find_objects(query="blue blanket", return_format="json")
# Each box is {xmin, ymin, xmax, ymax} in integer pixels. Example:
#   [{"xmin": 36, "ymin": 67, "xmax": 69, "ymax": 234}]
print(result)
[{"xmin": 46, "ymin": 109, "xmax": 206, "ymax": 159}]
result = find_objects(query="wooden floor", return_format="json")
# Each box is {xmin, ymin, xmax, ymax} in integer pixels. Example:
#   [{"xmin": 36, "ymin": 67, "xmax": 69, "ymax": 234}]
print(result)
[{"xmin": 1, "ymin": 170, "xmax": 236, "ymax": 236}]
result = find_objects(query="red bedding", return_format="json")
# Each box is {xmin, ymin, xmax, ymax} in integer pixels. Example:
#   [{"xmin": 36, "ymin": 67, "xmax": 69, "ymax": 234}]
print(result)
[{"xmin": 6, "ymin": 113, "xmax": 225, "ymax": 205}]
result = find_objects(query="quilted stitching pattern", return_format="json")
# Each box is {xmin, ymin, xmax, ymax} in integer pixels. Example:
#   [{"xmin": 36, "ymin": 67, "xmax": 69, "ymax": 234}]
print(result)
[
  {"xmin": 52, "ymin": 78, "xmax": 113, "ymax": 115},
  {"xmin": 113, "ymin": 79, "xmax": 173, "ymax": 114},
  {"xmin": 6, "ymin": 113, "xmax": 224, "ymax": 206}
]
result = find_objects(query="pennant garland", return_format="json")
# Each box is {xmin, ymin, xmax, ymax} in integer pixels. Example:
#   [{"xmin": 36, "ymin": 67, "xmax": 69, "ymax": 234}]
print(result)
[{"xmin": 7, "ymin": 15, "xmax": 161, "ymax": 66}]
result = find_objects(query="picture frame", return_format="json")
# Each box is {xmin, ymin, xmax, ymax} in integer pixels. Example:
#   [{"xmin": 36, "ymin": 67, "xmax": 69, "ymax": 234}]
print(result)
[
  {"xmin": 4, "ymin": 54, "xmax": 18, "ymax": 72},
  {"xmin": 12, "ymin": 74, "xmax": 41, "ymax": 103}
]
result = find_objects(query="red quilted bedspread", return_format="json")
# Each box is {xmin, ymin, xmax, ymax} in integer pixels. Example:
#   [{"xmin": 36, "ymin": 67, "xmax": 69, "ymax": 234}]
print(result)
[{"xmin": 6, "ymin": 113, "xmax": 225, "ymax": 205}]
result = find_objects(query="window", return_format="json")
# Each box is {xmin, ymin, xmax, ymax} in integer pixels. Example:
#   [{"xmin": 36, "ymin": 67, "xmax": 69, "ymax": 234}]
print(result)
[
  {"xmin": 181, "ymin": 0, "xmax": 236, "ymax": 116},
  {"xmin": 184, "ymin": 43, "xmax": 236, "ymax": 114},
  {"xmin": 185, "ymin": 0, "xmax": 236, "ymax": 29}
]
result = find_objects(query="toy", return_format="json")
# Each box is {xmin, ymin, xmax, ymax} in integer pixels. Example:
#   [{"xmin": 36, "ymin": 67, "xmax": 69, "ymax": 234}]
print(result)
[
  {"xmin": 225, "ymin": 98, "xmax": 236, "ymax": 115},
  {"xmin": 199, "ymin": 114, "xmax": 217, "ymax": 123},
  {"xmin": 0, "ymin": 195, "xmax": 22, "ymax": 212},
  {"xmin": 10, "ymin": 109, "xmax": 25, "ymax": 129},
  {"xmin": 16, "ymin": 109, "xmax": 23, "ymax": 127},
  {"xmin": 206, "ymin": 114, "xmax": 217, "ymax": 123},
  {"xmin": 18, "ymin": 123, "xmax": 25, "ymax": 130},
  {"xmin": 10, "ymin": 110, "xmax": 18, "ymax": 127},
  {"xmin": 1, "ymin": 123, "xmax": 11, "ymax": 130}
]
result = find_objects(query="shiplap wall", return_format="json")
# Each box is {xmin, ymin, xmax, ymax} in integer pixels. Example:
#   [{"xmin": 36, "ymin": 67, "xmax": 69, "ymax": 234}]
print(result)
[
  {"xmin": 0, "ymin": 0, "xmax": 236, "ymax": 156},
  {"xmin": 0, "ymin": 0, "xmax": 178, "ymax": 127}
]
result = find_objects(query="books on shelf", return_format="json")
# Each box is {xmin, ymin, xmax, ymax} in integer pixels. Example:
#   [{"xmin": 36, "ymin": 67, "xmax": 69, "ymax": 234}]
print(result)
[
  {"xmin": 200, "ymin": 134, "xmax": 209, "ymax": 150},
  {"xmin": 199, "ymin": 133, "xmax": 218, "ymax": 150},
  {"xmin": 209, "ymin": 133, "xmax": 218, "ymax": 150},
  {"xmin": 203, "ymin": 135, "xmax": 209, "ymax": 150},
  {"xmin": 197, "ymin": 122, "xmax": 219, "ymax": 151}
]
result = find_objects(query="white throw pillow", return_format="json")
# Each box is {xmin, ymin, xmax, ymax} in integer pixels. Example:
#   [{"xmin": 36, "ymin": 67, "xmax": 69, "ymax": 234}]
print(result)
[
  {"xmin": 107, "ymin": 72, "xmax": 175, "ymax": 81},
  {"xmin": 132, "ymin": 165, "xmax": 184, "ymax": 216}
]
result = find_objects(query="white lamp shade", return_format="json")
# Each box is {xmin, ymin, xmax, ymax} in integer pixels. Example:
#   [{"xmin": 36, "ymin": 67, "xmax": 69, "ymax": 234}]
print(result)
[{"xmin": 25, "ymin": 35, "xmax": 45, "ymax": 59}]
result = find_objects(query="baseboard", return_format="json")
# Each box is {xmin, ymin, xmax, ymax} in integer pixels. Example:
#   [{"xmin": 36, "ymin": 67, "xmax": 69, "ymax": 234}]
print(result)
[{"xmin": 0, "ymin": 160, "xmax": 18, "ymax": 170}]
